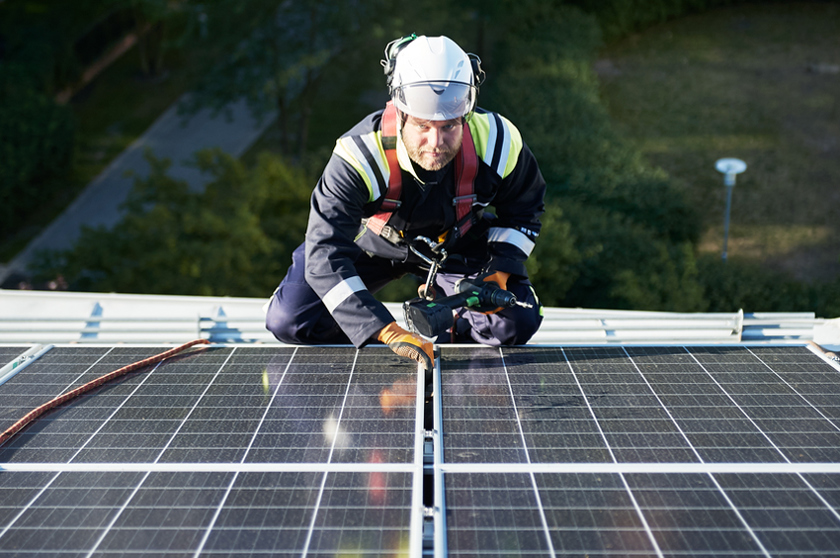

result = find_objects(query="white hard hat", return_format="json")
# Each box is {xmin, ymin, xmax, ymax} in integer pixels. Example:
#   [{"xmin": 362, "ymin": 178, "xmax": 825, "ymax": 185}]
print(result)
[{"xmin": 384, "ymin": 35, "xmax": 482, "ymax": 121}]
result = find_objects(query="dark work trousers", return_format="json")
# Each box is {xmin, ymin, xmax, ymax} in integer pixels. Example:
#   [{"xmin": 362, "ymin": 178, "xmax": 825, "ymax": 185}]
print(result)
[{"xmin": 265, "ymin": 242, "xmax": 543, "ymax": 346}]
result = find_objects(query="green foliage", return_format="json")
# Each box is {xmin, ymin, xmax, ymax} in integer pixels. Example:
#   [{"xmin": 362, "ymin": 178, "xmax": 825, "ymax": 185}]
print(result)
[
  {"xmin": 0, "ymin": 77, "xmax": 76, "ymax": 239},
  {"xmin": 565, "ymin": 0, "xmax": 742, "ymax": 41},
  {"xmin": 524, "ymin": 202, "xmax": 581, "ymax": 307},
  {"xmin": 32, "ymin": 149, "xmax": 312, "ymax": 296},
  {"xmin": 554, "ymin": 199, "xmax": 706, "ymax": 311},
  {"xmin": 696, "ymin": 256, "xmax": 840, "ymax": 316},
  {"xmin": 0, "ymin": 0, "xmax": 124, "ymax": 92},
  {"xmin": 23, "ymin": 0, "xmax": 835, "ymax": 320},
  {"xmin": 375, "ymin": 276, "xmax": 422, "ymax": 304},
  {"xmin": 178, "ymin": 0, "xmax": 389, "ymax": 158},
  {"xmin": 483, "ymin": 4, "xmax": 705, "ymax": 311}
]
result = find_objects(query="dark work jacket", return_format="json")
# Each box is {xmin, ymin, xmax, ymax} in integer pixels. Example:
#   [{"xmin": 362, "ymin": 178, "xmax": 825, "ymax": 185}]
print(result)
[{"xmin": 304, "ymin": 107, "xmax": 546, "ymax": 347}]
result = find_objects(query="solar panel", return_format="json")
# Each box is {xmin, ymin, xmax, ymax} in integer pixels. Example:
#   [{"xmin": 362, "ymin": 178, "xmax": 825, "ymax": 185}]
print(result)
[
  {"xmin": 0, "ymin": 345, "xmax": 424, "ymax": 556},
  {"xmin": 1, "ymin": 343, "xmax": 839, "ymax": 556},
  {"xmin": 437, "ymin": 345, "xmax": 840, "ymax": 557}
]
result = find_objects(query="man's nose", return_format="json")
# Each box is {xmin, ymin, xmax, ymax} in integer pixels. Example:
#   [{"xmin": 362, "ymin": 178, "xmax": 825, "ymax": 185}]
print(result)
[{"xmin": 427, "ymin": 127, "xmax": 444, "ymax": 147}]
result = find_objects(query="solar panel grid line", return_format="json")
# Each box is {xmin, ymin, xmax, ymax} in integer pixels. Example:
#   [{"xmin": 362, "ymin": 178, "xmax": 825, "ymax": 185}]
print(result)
[
  {"xmin": 1, "ymin": 347, "xmax": 191, "ymax": 463},
  {"xmin": 745, "ymin": 347, "xmax": 840, "ymax": 439},
  {"xmin": 84, "ymin": 469, "xmax": 153, "ymax": 558},
  {"xmin": 626, "ymin": 471, "xmax": 774, "ymax": 558},
  {"xmin": 711, "ymin": 472, "xmax": 840, "ymax": 555},
  {"xmin": 66, "ymin": 352, "xmax": 197, "ymax": 464},
  {"xmin": 0, "ymin": 347, "xmax": 162, "ymax": 549},
  {"xmin": 618, "ymin": 347, "xmax": 778, "ymax": 556},
  {"xmin": 150, "ymin": 347, "xmax": 239, "ymax": 464},
  {"xmin": 687, "ymin": 349, "xmax": 804, "ymax": 465},
  {"xmin": 564, "ymin": 347, "xmax": 757, "ymax": 554},
  {"xmin": 562, "ymin": 348, "xmax": 666, "ymax": 558},
  {"xmin": 432, "ymin": 354, "xmax": 447, "ymax": 558},
  {"xmin": 188, "ymin": 344, "xmax": 282, "ymax": 558},
  {"xmin": 437, "ymin": 462, "xmax": 840, "ymax": 474},
  {"xmin": 740, "ymin": 348, "xmax": 840, "ymax": 529},
  {"xmin": 0, "ymin": 462, "xmax": 419, "ymax": 473},
  {"xmin": 0, "ymin": 465, "xmax": 61, "ymax": 544},
  {"xmin": 630, "ymin": 347, "xmax": 840, "ymax": 555},
  {"xmin": 687, "ymin": 349, "xmax": 840, "ymax": 469},
  {"xmin": 616, "ymin": 472, "xmax": 666, "ymax": 558},
  {"xmin": 620, "ymin": 346, "xmax": 706, "ymax": 463},
  {"xmin": 192, "ymin": 468, "xmax": 240, "ymax": 557},
  {"xmin": 498, "ymin": 347, "xmax": 558, "ymax": 558},
  {"xmin": 560, "ymin": 347, "xmax": 619, "ymax": 465},
  {"xmin": 299, "ymin": 349, "xmax": 358, "ymax": 558},
  {"xmin": 72, "ymin": 348, "xmax": 239, "ymax": 557}
]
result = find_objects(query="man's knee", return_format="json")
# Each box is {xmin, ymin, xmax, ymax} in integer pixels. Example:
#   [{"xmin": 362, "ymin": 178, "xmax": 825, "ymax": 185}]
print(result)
[
  {"xmin": 489, "ymin": 303, "xmax": 542, "ymax": 345},
  {"xmin": 265, "ymin": 283, "xmax": 351, "ymax": 345},
  {"xmin": 265, "ymin": 293, "xmax": 301, "ymax": 344},
  {"xmin": 501, "ymin": 303, "xmax": 542, "ymax": 345}
]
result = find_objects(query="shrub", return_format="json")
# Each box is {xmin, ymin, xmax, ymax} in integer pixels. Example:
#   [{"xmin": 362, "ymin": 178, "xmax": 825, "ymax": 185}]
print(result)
[
  {"xmin": 695, "ymin": 256, "xmax": 840, "ymax": 317},
  {"xmin": 32, "ymin": 149, "xmax": 312, "ymax": 296},
  {"xmin": 485, "ymin": 4, "xmax": 705, "ymax": 311},
  {"xmin": 0, "ymin": 70, "xmax": 75, "ymax": 239},
  {"xmin": 566, "ymin": 0, "xmax": 742, "ymax": 41}
]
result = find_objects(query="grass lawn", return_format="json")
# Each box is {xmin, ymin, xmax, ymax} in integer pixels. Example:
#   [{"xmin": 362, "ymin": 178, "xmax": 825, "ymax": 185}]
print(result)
[{"xmin": 596, "ymin": 2, "xmax": 840, "ymax": 283}]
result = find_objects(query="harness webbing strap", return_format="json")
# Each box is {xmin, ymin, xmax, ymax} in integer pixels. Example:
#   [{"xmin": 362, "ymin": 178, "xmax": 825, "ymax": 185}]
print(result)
[
  {"xmin": 365, "ymin": 101, "xmax": 477, "ymax": 242},
  {"xmin": 365, "ymin": 102, "xmax": 401, "ymax": 236},
  {"xmin": 452, "ymin": 122, "xmax": 478, "ymax": 239}
]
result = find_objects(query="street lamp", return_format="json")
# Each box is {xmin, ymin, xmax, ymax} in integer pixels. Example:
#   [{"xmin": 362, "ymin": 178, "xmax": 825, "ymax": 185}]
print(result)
[{"xmin": 715, "ymin": 158, "xmax": 747, "ymax": 262}]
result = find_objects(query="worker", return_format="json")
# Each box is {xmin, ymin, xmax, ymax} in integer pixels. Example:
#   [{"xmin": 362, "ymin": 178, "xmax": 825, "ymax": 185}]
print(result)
[{"xmin": 265, "ymin": 34, "xmax": 546, "ymax": 370}]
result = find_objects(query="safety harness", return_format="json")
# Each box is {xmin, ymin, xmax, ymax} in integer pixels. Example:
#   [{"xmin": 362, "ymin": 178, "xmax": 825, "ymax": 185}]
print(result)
[{"xmin": 364, "ymin": 101, "xmax": 479, "ymax": 248}]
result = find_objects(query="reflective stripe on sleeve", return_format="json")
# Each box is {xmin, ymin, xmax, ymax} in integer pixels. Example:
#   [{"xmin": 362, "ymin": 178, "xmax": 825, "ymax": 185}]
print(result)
[
  {"xmin": 488, "ymin": 227, "xmax": 535, "ymax": 256},
  {"xmin": 322, "ymin": 276, "xmax": 367, "ymax": 314},
  {"xmin": 468, "ymin": 112, "xmax": 523, "ymax": 179},
  {"xmin": 334, "ymin": 134, "xmax": 389, "ymax": 203}
]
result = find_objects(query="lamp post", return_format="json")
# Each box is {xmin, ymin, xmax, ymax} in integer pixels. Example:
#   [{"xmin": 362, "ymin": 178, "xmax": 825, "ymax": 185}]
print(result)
[{"xmin": 715, "ymin": 158, "xmax": 747, "ymax": 262}]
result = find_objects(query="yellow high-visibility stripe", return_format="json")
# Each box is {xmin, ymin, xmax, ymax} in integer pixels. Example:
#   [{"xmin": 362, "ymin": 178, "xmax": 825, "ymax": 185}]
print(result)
[{"xmin": 467, "ymin": 113, "xmax": 523, "ymax": 179}]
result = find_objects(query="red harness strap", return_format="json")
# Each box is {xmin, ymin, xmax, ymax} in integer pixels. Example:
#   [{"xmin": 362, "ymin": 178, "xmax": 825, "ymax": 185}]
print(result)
[
  {"xmin": 451, "ymin": 122, "xmax": 478, "ymax": 239},
  {"xmin": 365, "ymin": 102, "xmax": 401, "ymax": 236},
  {"xmin": 365, "ymin": 102, "xmax": 477, "ymax": 242}
]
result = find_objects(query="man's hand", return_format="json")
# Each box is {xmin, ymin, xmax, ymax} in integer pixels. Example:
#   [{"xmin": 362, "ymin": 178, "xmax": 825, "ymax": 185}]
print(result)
[
  {"xmin": 479, "ymin": 270, "xmax": 510, "ymax": 290},
  {"xmin": 377, "ymin": 322, "xmax": 434, "ymax": 370},
  {"xmin": 476, "ymin": 270, "xmax": 511, "ymax": 314}
]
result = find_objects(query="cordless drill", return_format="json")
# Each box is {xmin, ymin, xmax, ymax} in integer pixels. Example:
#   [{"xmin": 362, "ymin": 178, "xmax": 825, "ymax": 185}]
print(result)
[{"xmin": 403, "ymin": 277, "xmax": 532, "ymax": 338}]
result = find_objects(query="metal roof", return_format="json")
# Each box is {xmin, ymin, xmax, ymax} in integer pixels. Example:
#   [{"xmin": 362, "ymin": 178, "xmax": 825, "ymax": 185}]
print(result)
[{"xmin": 2, "ymin": 289, "xmax": 838, "ymax": 351}]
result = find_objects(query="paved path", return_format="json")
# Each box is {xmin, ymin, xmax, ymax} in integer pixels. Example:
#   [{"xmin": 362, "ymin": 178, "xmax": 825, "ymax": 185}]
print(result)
[{"xmin": 0, "ymin": 96, "xmax": 276, "ymax": 285}]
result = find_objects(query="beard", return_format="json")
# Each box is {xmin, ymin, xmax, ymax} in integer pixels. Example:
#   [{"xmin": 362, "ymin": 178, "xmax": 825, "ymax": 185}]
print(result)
[{"xmin": 403, "ymin": 137, "xmax": 462, "ymax": 171}]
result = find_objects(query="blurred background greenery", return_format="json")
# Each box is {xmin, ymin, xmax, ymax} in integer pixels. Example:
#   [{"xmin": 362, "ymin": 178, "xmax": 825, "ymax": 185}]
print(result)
[{"xmin": 2, "ymin": 0, "xmax": 838, "ymax": 316}]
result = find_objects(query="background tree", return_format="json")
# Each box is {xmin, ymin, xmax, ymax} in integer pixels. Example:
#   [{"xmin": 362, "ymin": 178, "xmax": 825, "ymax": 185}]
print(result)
[
  {"xmin": 130, "ymin": 0, "xmax": 180, "ymax": 79},
  {"xmin": 178, "ymin": 0, "xmax": 391, "ymax": 160},
  {"xmin": 32, "ymin": 148, "xmax": 313, "ymax": 296},
  {"xmin": 0, "ymin": 0, "xmax": 114, "ymax": 243},
  {"xmin": 26, "ymin": 0, "xmax": 838, "ymax": 317},
  {"xmin": 484, "ymin": 1, "xmax": 705, "ymax": 310}
]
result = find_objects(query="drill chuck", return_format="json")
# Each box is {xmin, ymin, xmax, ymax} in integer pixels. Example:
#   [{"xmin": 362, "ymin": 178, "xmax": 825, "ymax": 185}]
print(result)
[{"xmin": 403, "ymin": 278, "xmax": 532, "ymax": 339}]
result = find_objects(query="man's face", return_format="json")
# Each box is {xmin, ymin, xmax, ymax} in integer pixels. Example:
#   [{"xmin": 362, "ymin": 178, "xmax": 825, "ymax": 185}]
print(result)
[{"xmin": 400, "ymin": 114, "xmax": 463, "ymax": 171}]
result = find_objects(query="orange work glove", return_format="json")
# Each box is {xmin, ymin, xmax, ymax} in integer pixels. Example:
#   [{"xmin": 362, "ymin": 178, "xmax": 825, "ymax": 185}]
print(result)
[
  {"xmin": 478, "ymin": 270, "xmax": 511, "ymax": 314},
  {"xmin": 481, "ymin": 270, "xmax": 510, "ymax": 290},
  {"xmin": 377, "ymin": 321, "xmax": 434, "ymax": 371}
]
